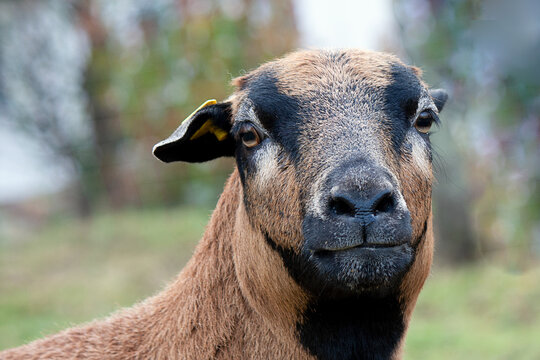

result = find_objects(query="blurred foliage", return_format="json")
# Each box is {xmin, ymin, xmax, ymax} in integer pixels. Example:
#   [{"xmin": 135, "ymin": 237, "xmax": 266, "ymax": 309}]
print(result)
[
  {"xmin": 0, "ymin": 1, "xmax": 93, "ymax": 214},
  {"xmin": 394, "ymin": 0, "xmax": 540, "ymax": 265}
]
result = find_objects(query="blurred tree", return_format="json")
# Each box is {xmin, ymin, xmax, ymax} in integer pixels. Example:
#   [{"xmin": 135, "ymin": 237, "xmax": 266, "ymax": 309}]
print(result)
[
  {"xmin": 393, "ymin": 0, "xmax": 540, "ymax": 265},
  {"xmin": 0, "ymin": 0, "xmax": 94, "ymax": 216},
  {"xmin": 76, "ymin": 1, "xmax": 137, "ymax": 209}
]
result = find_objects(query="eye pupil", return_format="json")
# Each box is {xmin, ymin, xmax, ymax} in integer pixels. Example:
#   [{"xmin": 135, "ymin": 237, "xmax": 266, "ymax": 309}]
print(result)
[
  {"xmin": 242, "ymin": 131, "xmax": 256, "ymax": 142},
  {"xmin": 240, "ymin": 125, "xmax": 262, "ymax": 148},
  {"xmin": 414, "ymin": 111, "xmax": 434, "ymax": 133}
]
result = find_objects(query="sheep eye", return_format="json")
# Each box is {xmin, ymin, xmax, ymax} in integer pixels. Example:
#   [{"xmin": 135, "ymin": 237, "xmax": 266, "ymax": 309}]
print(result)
[
  {"xmin": 414, "ymin": 111, "xmax": 434, "ymax": 134},
  {"xmin": 239, "ymin": 124, "xmax": 262, "ymax": 148}
]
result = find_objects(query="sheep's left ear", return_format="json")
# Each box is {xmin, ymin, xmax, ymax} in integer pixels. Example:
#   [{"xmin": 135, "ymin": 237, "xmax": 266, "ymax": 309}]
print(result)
[
  {"xmin": 153, "ymin": 100, "xmax": 235, "ymax": 163},
  {"xmin": 429, "ymin": 89, "xmax": 448, "ymax": 112}
]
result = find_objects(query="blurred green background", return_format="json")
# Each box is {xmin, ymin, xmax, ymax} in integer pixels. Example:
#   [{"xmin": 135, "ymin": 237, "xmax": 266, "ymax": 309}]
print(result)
[{"xmin": 0, "ymin": 0, "xmax": 538, "ymax": 358}]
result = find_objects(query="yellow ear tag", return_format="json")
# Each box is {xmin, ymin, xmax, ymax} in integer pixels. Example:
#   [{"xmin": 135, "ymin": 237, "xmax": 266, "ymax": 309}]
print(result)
[{"xmin": 186, "ymin": 99, "xmax": 228, "ymax": 142}]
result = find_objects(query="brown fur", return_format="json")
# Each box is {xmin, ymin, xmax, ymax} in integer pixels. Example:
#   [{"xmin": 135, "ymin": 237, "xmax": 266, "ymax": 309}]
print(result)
[{"xmin": 1, "ymin": 49, "xmax": 441, "ymax": 360}]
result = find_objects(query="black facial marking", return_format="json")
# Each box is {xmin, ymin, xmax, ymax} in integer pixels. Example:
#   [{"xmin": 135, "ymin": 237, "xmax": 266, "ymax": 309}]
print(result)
[
  {"xmin": 263, "ymin": 232, "xmax": 317, "ymax": 289},
  {"xmin": 245, "ymin": 71, "xmax": 303, "ymax": 161},
  {"xmin": 383, "ymin": 64, "xmax": 424, "ymax": 155},
  {"xmin": 404, "ymin": 98, "xmax": 419, "ymax": 119},
  {"xmin": 235, "ymin": 151, "xmax": 247, "ymax": 187}
]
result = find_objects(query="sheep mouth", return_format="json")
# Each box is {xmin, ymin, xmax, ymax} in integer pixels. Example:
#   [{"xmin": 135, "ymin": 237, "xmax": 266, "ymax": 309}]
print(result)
[
  {"xmin": 299, "ymin": 211, "xmax": 416, "ymax": 295},
  {"xmin": 312, "ymin": 241, "xmax": 408, "ymax": 255},
  {"xmin": 263, "ymin": 231, "xmax": 414, "ymax": 297},
  {"xmin": 307, "ymin": 243, "xmax": 415, "ymax": 295}
]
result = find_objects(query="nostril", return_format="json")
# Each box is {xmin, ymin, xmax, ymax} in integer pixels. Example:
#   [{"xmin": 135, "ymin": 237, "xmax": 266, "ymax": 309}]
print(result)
[
  {"xmin": 329, "ymin": 195, "xmax": 356, "ymax": 217},
  {"xmin": 371, "ymin": 190, "xmax": 396, "ymax": 215},
  {"xmin": 328, "ymin": 188, "xmax": 398, "ymax": 218}
]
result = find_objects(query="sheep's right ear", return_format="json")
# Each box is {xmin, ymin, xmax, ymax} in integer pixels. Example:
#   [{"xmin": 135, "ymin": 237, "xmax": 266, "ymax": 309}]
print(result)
[
  {"xmin": 153, "ymin": 100, "xmax": 235, "ymax": 163},
  {"xmin": 429, "ymin": 89, "xmax": 448, "ymax": 112}
]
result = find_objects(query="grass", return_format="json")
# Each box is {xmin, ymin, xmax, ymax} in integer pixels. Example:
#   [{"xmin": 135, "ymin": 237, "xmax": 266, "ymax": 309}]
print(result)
[
  {"xmin": 0, "ymin": 206, "xmax": 211, "ymax": 350},
  {"xmin": 1, "ymin": 206, "xmax": 539, "ymax": 358},
  {"xmin": 405, "ymin": 264, "xmax": 540, "ymax": 359}
]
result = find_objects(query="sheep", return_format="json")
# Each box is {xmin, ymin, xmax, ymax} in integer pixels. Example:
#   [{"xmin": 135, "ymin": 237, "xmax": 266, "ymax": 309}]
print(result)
[{"xmin": 1, "ymin": 49, "xmax": 448, "ymax": 360}]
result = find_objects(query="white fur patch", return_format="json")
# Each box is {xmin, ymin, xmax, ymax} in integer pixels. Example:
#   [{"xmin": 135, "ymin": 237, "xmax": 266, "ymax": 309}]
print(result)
[
  {"xmin": 306, "ymin": 167, "xmax": 333, "ymax": 220},
  {"xmin": 408, "ymin": 132, "xmax": 431, "ymax": 180},
  {"xmin": 253, "ymin": 142, "xmax": 279, "ymax": 189}
]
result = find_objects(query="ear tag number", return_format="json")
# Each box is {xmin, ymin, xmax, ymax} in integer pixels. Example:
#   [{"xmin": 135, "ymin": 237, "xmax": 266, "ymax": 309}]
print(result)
[{"xmin": 185, "ymin": 99, "xmax": 228, "ymax": 141}]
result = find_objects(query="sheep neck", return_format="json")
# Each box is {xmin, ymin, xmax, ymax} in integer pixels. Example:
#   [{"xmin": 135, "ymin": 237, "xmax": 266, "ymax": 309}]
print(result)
[{"xmin": 161, "ymin": 170, "xmax": 311, "ymax": 358}]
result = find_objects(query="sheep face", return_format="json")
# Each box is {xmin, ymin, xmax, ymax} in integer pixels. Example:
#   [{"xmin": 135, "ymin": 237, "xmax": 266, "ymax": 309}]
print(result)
[{"xmin": 153, "ymin": 49, "xmax": 447, "ymax": 299}]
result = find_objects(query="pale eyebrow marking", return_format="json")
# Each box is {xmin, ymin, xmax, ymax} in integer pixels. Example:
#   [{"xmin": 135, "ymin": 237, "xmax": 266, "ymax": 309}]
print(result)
[
  {"xmin": 237, "ymin": 100, "xmax": 265, "ymax": 129},
  {"xmin": 416, "ymin": 94, "xmax": 438, "ymax": 117}
]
